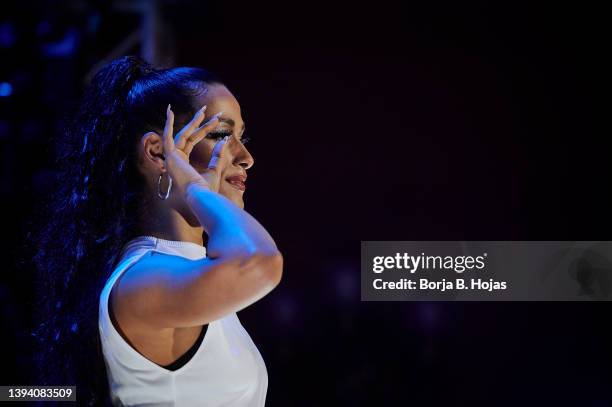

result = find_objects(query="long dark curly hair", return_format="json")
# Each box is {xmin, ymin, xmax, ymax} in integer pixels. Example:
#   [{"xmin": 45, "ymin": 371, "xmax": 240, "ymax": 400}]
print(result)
[{"xmin": 28, "ymin": 55, "xmax": 220, "ymax": 406}]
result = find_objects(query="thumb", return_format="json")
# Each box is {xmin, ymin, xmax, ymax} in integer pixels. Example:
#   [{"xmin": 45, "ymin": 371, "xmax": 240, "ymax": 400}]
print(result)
[{"xmin": 207, "ymin": 135, "xmax": 231, "ymax": 171}]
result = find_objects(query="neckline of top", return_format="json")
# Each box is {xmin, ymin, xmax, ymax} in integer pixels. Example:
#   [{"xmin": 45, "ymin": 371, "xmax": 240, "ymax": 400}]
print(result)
[{"xmin": 128, "ymin": 235, "xmax": 207, "ymax": 257}]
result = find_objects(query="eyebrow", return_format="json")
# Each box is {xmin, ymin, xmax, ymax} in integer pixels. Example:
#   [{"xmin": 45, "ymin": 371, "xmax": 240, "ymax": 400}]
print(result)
[{"xmin": 218, "ymin": 117, "xmax": 246, "ymax": 135}]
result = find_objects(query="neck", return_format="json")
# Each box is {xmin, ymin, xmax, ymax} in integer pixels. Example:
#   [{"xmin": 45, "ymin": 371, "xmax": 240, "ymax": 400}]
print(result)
[{"xmin": 139, "ymin": 203, "xmax": 205, "ymax": 246}]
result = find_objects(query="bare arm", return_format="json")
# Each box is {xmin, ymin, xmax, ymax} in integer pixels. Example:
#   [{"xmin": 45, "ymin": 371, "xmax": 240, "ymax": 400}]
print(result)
[
  {"xmin": 112, "ymin": 247, "xmax": 282, "ymax": 329},
  {"xmin": 185, "ymin": 182, "xmax": 279, "ymax": 259}
]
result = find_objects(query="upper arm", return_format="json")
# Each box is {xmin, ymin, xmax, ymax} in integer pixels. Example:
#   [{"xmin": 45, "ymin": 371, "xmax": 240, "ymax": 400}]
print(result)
[{"xmin": 111, "ymin": 251, "xmax": 283, "ymax": 330}]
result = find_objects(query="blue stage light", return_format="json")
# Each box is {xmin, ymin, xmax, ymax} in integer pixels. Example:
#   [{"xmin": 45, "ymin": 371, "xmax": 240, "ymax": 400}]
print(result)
[{"xmin": 0, "ymin": 82, "xmax": 12, "ymax": 97}]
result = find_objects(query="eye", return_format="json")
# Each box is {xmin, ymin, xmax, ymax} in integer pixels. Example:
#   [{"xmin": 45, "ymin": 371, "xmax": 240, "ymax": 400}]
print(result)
[
  {"xmin": 206, "ymin": 130, "xmax": 231, "ymax": 140},
  {"xmin": 207, "ymin": 130, "xmax": 252, "ymax": 145}
]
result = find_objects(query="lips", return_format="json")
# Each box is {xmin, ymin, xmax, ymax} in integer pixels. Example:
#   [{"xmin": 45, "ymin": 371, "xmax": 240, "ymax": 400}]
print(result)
[{"xmin": 225, "ymin": 174, "xmax": 247, "ymax": 192}]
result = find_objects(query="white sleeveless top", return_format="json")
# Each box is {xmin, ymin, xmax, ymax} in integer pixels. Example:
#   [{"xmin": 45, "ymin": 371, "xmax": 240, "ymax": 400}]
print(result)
[{"xmin": 98, "ymin": 235, "xmax": 268, "ymax": 406}]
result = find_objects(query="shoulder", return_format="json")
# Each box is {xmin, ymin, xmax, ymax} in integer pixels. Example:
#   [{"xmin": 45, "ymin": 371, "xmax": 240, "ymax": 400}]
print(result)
[{"xmin": 108, "ymin": 250, "xmax": 212, "ymax": 329}]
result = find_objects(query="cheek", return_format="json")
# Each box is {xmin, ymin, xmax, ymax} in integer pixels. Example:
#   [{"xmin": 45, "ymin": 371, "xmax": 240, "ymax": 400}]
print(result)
[{"xmin": 189, "ymin": 140, "xmax": 215, "ymax": 171}]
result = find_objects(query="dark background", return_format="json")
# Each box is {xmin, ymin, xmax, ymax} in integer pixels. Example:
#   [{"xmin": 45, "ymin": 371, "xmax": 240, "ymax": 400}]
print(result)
[{"xmin": 1, "ymin": 0, "xmax": 610, "ymax": 405}]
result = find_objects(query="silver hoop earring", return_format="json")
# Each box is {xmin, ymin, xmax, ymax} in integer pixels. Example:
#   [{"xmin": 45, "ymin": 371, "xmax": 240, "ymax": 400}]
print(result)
[{"xmin": 157, "ymin": 173, "xmax": 172, "ymax": 200}]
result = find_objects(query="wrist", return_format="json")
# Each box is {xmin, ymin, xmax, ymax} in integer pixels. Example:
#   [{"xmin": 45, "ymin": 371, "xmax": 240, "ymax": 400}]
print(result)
[{"xmin": 185, "ymin": 180, "xmax": 212, "ymax": 199}]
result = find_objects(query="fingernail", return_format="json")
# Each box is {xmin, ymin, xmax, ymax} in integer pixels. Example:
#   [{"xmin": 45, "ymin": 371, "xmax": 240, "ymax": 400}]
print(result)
[
  {"xmin": 214, "ymin": 111, "xmax": 224, "ymax": 119},
  {"xmin": 199, "ymin": 105, "xmax": 207, "ymax": 114},
  {"xmin": 167, "ymin": 104, "xmax": 172, "ymax": 114}
]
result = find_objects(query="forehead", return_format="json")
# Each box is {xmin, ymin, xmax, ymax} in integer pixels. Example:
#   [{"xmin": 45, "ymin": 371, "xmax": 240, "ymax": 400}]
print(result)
[{"xmin": 197, "ymin": 83, "xmax": 241, "ymax": 117}]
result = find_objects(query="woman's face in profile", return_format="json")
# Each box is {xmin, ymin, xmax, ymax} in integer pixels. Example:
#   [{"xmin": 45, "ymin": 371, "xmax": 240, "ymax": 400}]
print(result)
[{"xmin": 189, "ymin": 83, "xmax": 254, "ymax": 209}]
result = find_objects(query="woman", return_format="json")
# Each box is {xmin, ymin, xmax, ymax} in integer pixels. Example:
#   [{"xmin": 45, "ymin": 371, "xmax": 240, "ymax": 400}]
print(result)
[{"xmin": 31, "ymin": 56, "xmax": 283, "ymax": 406}]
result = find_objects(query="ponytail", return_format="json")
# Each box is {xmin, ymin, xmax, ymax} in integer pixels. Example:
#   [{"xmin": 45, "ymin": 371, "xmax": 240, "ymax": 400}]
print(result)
[{"xmin": 29, "ymin": 55, "xmax": 220, "ymax": 405}]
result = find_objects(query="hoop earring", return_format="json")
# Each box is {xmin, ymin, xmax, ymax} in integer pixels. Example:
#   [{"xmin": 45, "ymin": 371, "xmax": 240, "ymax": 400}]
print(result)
[{"xmin": 157, "ymin": 173, "xmax": 172, "ymax": 200}]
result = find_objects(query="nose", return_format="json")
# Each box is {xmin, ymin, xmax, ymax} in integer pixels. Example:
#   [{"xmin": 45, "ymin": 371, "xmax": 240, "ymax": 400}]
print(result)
[{"xmin": 230, "ymin": 137, "xmax": 254, "ymax": 170}]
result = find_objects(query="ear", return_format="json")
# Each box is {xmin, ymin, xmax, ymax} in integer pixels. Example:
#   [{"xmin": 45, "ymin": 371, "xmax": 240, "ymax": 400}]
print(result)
[{"xmin": 141, "ymin": 131, "xmax": 166, "ymax": 171}]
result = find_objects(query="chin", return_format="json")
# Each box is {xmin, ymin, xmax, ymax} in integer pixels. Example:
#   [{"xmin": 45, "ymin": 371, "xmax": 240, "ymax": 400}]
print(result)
[
  {"xmin": 230, "ymin": 196, "xmax": 245, "ymax": 209},
  {"xmin": 219, "ymin": 187, "xmax": 245, "ymax": 208}
]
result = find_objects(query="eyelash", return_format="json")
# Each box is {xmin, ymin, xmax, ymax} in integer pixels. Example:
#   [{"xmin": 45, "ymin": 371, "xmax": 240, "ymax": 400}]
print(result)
[{"xmin": 207, "ymin": 131, "xmax": 251, "ymax": 145}]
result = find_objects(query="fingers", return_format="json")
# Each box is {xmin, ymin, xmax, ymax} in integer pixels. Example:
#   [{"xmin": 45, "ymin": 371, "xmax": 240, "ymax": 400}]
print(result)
[
  {"xmin": 199, "ymin": 111, "xmax": 224, "ymax": 130},
  {"xmin": 183, "ymin": 130, "xmax": 207, "ymax": 157},
  {"xmin": 189, "ymin": 111, "xmax": 224, "ymax": 142},
  {"xmin": 207, "ymin": 135, "xmax": 232, "ymax": 171},
  {"xmin": 183, "ymin": 112, "xmax": 223, "ymax": 156},
  {"xmin": 174, "ymin": 105, "xmax": 208, "ymax": 150},
  {"xmin": 162, "ymin": 104, "xmax": 175, "ymax": 154}
]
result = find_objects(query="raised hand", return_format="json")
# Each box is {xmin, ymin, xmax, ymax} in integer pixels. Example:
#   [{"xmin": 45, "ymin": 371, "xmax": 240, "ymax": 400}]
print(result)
[{"xmin": 161, "ymin": 104, "xmax": 231, "ymax": 198}]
